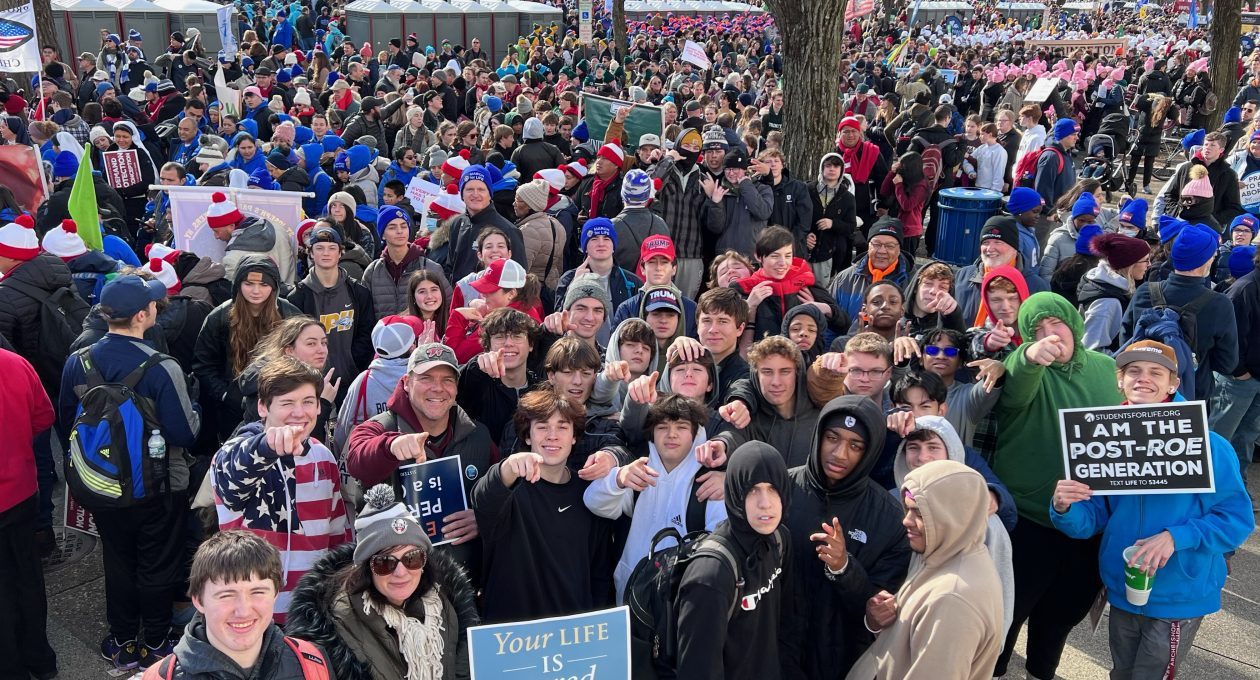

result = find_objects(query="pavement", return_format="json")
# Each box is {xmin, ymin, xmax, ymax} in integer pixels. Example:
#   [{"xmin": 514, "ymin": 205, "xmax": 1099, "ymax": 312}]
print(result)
[{"xmin": 38, "ymin": 471, "xmax": 1260, "ymax": 679}]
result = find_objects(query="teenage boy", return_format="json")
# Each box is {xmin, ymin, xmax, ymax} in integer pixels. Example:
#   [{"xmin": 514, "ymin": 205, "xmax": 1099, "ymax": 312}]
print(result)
[
  {"xmin": 965, "ymin": 265, "xmax": 1032, "ymax": 361},
  {"xmin": 584, "ymin": 394, "xmax": 727, "ymax": 601},
  {"xmin": 972, "ymin": 122, "xmax": 1007, "ymax": 192},
  {"xmin": 810, "ymin": 332, "xmax": 895, "ymax": 406},
  {"xmin": 287, "ymin": 225, "xmax": 376, "ymax": 403},
  {"xmin": 543, "ymin": 273, "xmax": 614, "ymax": 351},
  {"xmin": 611, "ymin": 168, "xmax": 670, "ymax": 271},
  {"xmin": 57, "ymin": 274, "xmax": 201, "ymax": 669},
  {"xmin": 780, "ymin": 395, "xmax": 912, "ymax": 679},
  {"xmin": 734, "ymin": 225, "xmax": 846, "ymax": 341},
  {"xmin": 639, "ymin": 285, "xmax": 687, "ymax": 370},
  {"xmin": 472, "ymin": 387, "xmax": 615, "ymax": 623},
  {"xmin": 211, "ymin": 356, "xmax": 351, "ymax": 623},
  {"xmin": 170, "ymin": 530, "xmax": 330, "ymax": 678},
  {"xmin": 1051, "ymin": 341, "xmax": 1254, "ymax": 680},
  {"xmin": 457, "ymin": 307, "xmax": 542, "ymax": 447},
  {"xmin": 591, "ymin": 318, "xmax": 657, "ymax": 414},
  {"xmin": 610, "ymin": 235, "xmax": 698, "ymax": 332},
  {"xmin": 902, "ymin": 261, "xmax": 965, "ymax": 334},
  {"xmin": 553, "ymin": 218, "xmax": 643, "ymax": 330},
  {"xmin": 905, "ymin": 329, "xmax": 1005, "ymax": 447},
  {"xmin": 674, "ymin": 442, "xmax": 792, "ymax": 680},
  {"xmin": 669, "ymin": 287, "xmax": 750, "ymax": 406}
]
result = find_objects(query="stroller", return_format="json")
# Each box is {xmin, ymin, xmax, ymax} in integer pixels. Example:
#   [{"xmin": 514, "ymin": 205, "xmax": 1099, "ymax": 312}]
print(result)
[{"xmin": 1082, "ymin": 119, "xmax": 1131, "ymax": 199}]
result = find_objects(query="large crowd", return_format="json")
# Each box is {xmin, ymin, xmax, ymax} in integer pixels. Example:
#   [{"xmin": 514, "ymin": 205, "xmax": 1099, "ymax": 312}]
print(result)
[{"xmin": 0, "ymin": 0, "xmax": 1258, "ymax": 678}]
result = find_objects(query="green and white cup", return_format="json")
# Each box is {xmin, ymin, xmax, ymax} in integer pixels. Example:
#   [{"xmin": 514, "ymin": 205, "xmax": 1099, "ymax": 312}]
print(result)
[{"xmin": 1123, "ymin": 545, "xmax": 1155, "ymax": 606}]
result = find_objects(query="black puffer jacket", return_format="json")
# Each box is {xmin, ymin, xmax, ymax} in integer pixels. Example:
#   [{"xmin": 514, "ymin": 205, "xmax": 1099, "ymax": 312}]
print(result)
[
  {"xmin": 287, "ymin": 543, "xmax": 480, "ymax": 680},
  {"xmin": 155, "ymin": 614, "xmax": 320, "ymax": 679},
  {"xmin": 780, "ymin": 396, "xmax": 912, "ymax": 680},
  {"xmin": 0, "ymin": 253, "xmax": 78, "ymax": 394}
]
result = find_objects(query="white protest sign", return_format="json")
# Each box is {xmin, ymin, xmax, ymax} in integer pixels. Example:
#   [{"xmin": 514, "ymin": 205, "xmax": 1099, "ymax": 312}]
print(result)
[
  {"xmin": 1024, "ymin": 77, "xmax": 1061, "ymax": 103},
  {"xmin": 1241, "ymin": 170, "xmax": 1260, "ymax": 214},
  {"xmin": 681, "ymin": 40, "xmax": 712, "ymax": 70},
  {"xmin": 217, "ymin": 5, "xmax": 237, "ymax": 61}
]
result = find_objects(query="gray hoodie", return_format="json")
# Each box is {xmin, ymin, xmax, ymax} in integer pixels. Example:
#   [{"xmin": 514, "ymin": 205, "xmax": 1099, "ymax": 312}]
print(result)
[
  {"xmin": 892, "ymin": 415, "xmax": 1014, "ymax": 638},
  {"xmin": 590, "ymin": 318, "xmax": 664, "ymax": 418}
]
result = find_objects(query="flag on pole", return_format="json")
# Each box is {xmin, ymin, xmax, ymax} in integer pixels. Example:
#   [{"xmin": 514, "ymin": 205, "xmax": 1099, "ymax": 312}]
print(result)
[
  {"xmin": 908, "ymin": 0, "xmax": 926, "ymax": 27},
  {"xmin": 68, "ymin": 143, "xmax": 102, "ymax": 251},
  {"xmin": 1187, "ymin": 0, "xmax": 1199, "ymax": 27}
]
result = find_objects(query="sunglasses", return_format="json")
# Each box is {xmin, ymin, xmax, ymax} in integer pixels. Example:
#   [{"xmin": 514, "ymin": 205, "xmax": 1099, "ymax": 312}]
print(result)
[
  {"xmin": 369, "ymin": 548, "xmax": 427, "ymax": 576},
  {"xmin": 923, "ymin": 345, "xmax": 959, "ymax": 358}
]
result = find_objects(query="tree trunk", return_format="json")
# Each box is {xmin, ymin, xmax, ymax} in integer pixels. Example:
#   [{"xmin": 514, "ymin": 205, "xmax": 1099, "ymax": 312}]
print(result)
[
  {"xmin": 1210, "ymin": 0, "xmax": 1242, "ymax": 130},
  {"xmin": 763, "ymin": 0, "xmax": 848, "ymax": 176},
  {"xmin": 612, "ymin": 0, "xmax": 628, "ymax": 65}
]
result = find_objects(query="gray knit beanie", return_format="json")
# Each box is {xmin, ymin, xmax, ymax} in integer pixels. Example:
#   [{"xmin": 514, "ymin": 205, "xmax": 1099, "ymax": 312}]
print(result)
[
  {"xmin": 352, "ymin": 484, "xmax": 431, "ymax": 565},
  {"xmin": 563, "ymin": 273, "xmax": 612, "ymax": 315}
]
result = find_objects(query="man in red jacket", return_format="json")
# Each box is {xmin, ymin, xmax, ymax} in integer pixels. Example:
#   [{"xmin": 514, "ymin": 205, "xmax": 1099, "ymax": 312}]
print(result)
[{"xmin": 0, "ymin": 348, "xmax": 57, "ymax": 680}]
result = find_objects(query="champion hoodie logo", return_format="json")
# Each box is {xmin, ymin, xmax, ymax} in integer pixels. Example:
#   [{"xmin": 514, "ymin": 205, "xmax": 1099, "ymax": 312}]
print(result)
[{"xmin": 740, "ymin": 566, "xmax": 783, "ymax": 611}]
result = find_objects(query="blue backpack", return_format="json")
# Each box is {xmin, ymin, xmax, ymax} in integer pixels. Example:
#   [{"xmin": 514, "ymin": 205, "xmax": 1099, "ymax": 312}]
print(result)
[{"xmin": 1121, "ymin": 283, "xmax": 1211, "ymax": 399}]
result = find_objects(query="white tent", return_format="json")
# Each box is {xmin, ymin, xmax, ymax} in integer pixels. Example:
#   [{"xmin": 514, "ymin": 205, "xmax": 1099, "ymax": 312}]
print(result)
[
  {"xmin": 103, "ymin": 0, "xmax": 169, "ymax": 61},
  {"xmin": 52, "ymin": 0, "xmax": 119, "ymax": 62},
  {"xmin": 151, "ymin": 0, "xmax": 225, "ymax": 51}
]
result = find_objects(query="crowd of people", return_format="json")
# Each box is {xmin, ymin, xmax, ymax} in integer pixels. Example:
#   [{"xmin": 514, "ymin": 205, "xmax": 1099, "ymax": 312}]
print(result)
[{"xmin": 1, "ymin": 0, "xmax": 1259, "ymax": 679}]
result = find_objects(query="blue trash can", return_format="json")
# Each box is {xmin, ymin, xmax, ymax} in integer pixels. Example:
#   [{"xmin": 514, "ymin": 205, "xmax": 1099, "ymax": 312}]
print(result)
[{"xmin": 934, "ymin": 187, "xmax": 1005, "ymax": 266}]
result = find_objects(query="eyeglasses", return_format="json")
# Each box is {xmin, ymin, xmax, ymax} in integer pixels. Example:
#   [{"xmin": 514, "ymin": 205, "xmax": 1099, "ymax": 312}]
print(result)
[
  {"xmin": 923, "ymin": 345, "xmax": 959, "ymax": 358},
  {"xmin": 847, "ymin": 367, "xmax": 890, "ymax": 379},
  {"xmin": 369, "ymin": 548, "xmax": 427, "ymax": 575}
]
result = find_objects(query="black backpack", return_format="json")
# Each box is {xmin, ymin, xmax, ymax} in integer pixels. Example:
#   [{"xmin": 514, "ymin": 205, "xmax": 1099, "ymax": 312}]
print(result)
[
  {"xmin": 625, "ymin": 525, "xmax": 783, "ymax": 679},
  {"xmin": 1121, "ymin": 283, "xmax": 1211, "ymax": 399},
  {"xmin": 65, "ymin": 348, "xmax": 168, "ymax": 511},
  {"xmin": 2, "ymin": 277, "xmax": 90, "ymax": 387}
]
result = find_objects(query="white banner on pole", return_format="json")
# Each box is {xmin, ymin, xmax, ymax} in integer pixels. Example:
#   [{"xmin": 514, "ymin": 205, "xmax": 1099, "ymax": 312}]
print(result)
[
  {"xmin": 215, "ymin": 65, "xmax": 241, "ymax": 119},
  {"xmin": 217, "ymin": 5, "xmax": 238, "ymax": 61},
  {"xmin": 0, "ymin": 2, "xmax": 42, "ymax": 72},
  {"xmin": 681, "ymin": 40, "xmax": 712, "ymax": 70},
  {"xmin": 166, "ymin": 186, "xmax": 304, "ymax": 267}
]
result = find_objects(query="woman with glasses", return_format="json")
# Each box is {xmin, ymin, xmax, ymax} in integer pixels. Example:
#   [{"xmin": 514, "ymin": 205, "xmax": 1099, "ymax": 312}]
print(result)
[
  {"xmin": 1077, "ymin": 234, "xmax": 1152, "ymax": 351},
  {"xmin": 287, "ymin": 484, "xmax": 478, "ymax": 680},
  {"xmin": 453, "ymin": 121, "xmax": 486, "ymax": 166}
]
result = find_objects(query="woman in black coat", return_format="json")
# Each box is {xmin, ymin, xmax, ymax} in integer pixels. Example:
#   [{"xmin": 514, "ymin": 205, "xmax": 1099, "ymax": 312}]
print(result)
[{"xmin": 1128, "ymin": 92, "xmax": 1172, "ymax": 194}]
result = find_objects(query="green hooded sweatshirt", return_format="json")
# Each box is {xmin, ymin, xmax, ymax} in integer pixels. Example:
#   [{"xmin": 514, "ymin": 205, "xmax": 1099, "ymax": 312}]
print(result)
[{"xmin": 992, "ymin": 292, "xmax": 1122, "ymax": 527}]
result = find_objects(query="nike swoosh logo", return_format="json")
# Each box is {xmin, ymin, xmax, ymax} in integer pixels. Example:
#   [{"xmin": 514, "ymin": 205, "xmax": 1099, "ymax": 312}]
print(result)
[{"xmin": 558, "ymin": 505, "xmax": 572, "ymax": 513}]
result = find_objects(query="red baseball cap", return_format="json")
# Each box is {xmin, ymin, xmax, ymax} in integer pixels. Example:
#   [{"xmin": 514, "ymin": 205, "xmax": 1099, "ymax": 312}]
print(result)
[
  {"xmin": 637, "ymin": 234, "xmax": 676, "ymax": 277},
  {"xmin": 470, "ymin": 258, "xmax": 527, "ymax": 294}
]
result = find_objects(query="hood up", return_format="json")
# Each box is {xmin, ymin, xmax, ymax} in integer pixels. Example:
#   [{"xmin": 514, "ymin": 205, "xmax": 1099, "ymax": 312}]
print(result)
[
  {"xmin": 900, "ymin": 459, "xmax": 988, "ymax": 568},
  {"xmin": 806, "ymin": 395, "xmax": 886, "ymax": 497}
]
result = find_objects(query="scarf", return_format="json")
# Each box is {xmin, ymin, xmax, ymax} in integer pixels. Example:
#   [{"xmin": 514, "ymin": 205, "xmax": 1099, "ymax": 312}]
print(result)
[
  {"xmin": 735, "ymin": 257, "xmax": 816, "ymax": 317},
  {"xmin": 841, "ymin": 140, "xmax": 880, "ymax": 184},
  {"xmin": 363, "ymin": 588, "xmax": 445, "ymax": 680},
  {"xmin": 588, "ymin": 172, "xmax": 615, "ymax": 218},
  {"xmin": 866, "ymin": 256, "xmax": 898, "ymax": 283}
]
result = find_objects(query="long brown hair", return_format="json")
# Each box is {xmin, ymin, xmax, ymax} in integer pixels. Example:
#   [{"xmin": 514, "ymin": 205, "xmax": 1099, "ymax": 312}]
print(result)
[
  {"xmin": 250, "ymin": 316, "xmax": 323, "ymax": 365},
  {"xmin": 405, "ymin": 269, "xmax": 450, "ymax": 335},
  {"xmin": 228, "ymin": 278, "xmax": 284, "ymax": 375}
]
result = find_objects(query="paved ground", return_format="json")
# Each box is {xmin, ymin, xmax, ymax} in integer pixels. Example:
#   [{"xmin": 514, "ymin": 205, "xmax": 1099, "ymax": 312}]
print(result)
[{"xmin": 40, "ymin": 472, "xmax": 1260, "ymax": 679}]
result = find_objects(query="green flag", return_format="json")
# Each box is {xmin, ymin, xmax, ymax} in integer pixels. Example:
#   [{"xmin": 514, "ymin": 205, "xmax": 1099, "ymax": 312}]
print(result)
[{"xmin": 68, "ymin": 144, "xmax": 102, "ymax": 251}]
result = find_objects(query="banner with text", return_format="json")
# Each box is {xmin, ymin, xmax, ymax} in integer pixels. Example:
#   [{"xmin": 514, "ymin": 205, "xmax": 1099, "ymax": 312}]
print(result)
[
  {"xmin": 398, "ymin": 455, "xmax": 468, "ymax": 546},
  {"xmin": 64, "ymin": 491, "xmax": 99, "ymax": 537},
  {"xmin": 102, "ymin": 150, "xmax": 142, "ymax": 190},
  {"xmin": 580, "ymin": 94, "xmax": 664, "ymax": 153},
  {"xmin": 681, "ymin": 40, "xmax": 712, "ymax": 70},
  {"xmin": 218, "ymin": 5, "xmax": 238, "ymax": 61},
  {"xmin": 167, "ymin": 186, "xmax": 302, "ymax": 264},
  {"xmin": 0, "ymin": 2, "xmax": 42, "ymax": 72},
  {"xmin": 1059, "ymin": 401, "xmax": 1214, "ymax": 495},
  {"xmin": 468, "ymin": 606, "xmax": 630, "ymax": 679},
  {"xmin": 1241, "ymin": 170, "xmax": 1260, "ymax": 214},
  {"xmin": 578, "ymin": 0, "xmax": 593, "ymax": 44}
]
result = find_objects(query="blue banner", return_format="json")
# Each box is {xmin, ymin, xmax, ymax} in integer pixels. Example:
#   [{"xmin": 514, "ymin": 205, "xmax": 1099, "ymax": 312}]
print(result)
[
  {"xmin": 945, "ymin": 15, "xmax": 963, "ymax": 35},
  {"xmin": 468, "ymin": 606, "xmax": 631, "ymax": 679},
  {"xmin": 398, "ymin": 455, "xmax": 468, "ymax": 546}
]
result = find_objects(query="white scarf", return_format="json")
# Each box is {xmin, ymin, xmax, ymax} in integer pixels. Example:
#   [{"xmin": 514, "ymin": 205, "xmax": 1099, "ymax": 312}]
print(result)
[{"xmin": 363, "ymin": 587, "xmax": 446, "ymax": 680}]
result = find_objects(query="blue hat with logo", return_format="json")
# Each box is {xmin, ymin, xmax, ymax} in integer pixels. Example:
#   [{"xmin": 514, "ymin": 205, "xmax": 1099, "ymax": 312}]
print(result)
[
  {"xmin": 101, "ymin": 274, "xmax": 166, "ymax": 319},
  {"xmin": 1118, "ymin": 197, "xmax": 1148, "ymax": 228},
  {"xmin": 581, "ymin": 217, "xmax": 617, "ymax": 251}
]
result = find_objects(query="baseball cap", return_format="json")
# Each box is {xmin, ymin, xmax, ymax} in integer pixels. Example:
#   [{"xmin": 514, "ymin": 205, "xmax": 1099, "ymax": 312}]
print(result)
[
  {"xmin": 638, "ymin": 133, "xmax": 661, "ymax": 149},
  {"xmin": 408, "ymin": 343, "xmax": 459, "ymax": 375},
  {"xmin": 307, "ymin": 225, "xmax": 343, "ymax": 246},
  {"xmin": 372, "ymin": 315, "xmax": 419, "ymax": 359},
  {"xmin": 1115, "ymin": 340, "xmax": 1178, "ymax": 373},
  {"xmin": 639, "ymin": 234, "xmax": 676, "ymax": 266},
  {"xmin": 100, "ymin": 274, "xmax": 167, "ymax": 319},
  {"xmin": 470, "ymin": 258, "xmax": 527, "ymax": 294},
  {"xmin": 643, "ymin": 286, "xmax": 683, "ymax": 314}
]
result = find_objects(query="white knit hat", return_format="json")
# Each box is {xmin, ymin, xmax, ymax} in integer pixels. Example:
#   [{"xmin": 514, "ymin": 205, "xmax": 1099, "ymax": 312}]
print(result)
[
  {"xmin": 41, "ymin": 219, "xmax": 88, "ymax": 259},
  {"xmin": 293, "ymin": 87, "xmax": 311, "ymax": 107},
  {"xmin": 533, "ymin": 168, "xmax": 566, "ymax": 192},
  {"xmin": 205, "ymin": 191, "xmax": 242, "ymax": 229},
  {"xmin": 141, "ymin": 256, "xmax": 181, "ymax": 294},
  {"xmin": 0, "ymin": 214, "xmax": 41, "ymax": 260},
  {"xmin": 145, "ymin": 242, "xmax": 180, "ymax": 263}
]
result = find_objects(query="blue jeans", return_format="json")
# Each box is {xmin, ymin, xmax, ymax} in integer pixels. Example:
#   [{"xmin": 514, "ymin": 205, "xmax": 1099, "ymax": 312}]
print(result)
[{"xmin": 1209, "ymin": 372, "xmax": 1260, "ymax": 479}]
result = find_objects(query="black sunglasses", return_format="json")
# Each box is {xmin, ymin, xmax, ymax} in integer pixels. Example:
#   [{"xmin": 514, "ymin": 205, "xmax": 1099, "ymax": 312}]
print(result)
[
  {"xmin": 924, "ymin": 345, "xmax": 959, "ymax": 358},
  {"xmin": 370, "ymin": 548, "xmax": 426, "ymax": 575}
]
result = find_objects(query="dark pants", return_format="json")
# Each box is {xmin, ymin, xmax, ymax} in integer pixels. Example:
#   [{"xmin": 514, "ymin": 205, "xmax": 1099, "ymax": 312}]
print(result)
[
  {"xmin": 33, "ymin": 429, "xmax": 55, "ymax": 528},
  {"xmin": 94, "ymin": 492, "xmax": 187, "ymax": 644},
  {"xmin": 925, "ymin": 187, "xmax": 943, "ymax": 256},
  {"xmin": 994, "ymin": 519, "xmax": 1103, "ymax": 679},
  {"xmin": 0, "ymin": 496, "xmax": 57, "ymax": 679},
  {"xmin": 1128, "ymin": 153, "xmax": 1156, "ymax": 188}
]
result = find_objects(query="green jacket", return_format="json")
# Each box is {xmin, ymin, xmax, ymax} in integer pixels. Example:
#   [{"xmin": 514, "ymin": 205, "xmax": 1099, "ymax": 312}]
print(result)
[{"xmin": 993, "ymin": 292, "xmax": 1122, "ymax": 527}]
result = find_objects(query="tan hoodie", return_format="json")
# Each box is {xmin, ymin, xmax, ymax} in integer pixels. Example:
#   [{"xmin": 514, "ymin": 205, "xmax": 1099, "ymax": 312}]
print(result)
[{"xmin": 845, "ymin": 460, "xmax": 1004, "ymax": 680}]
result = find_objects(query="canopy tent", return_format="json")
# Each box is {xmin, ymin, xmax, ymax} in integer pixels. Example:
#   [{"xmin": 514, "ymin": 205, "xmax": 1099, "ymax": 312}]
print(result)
[
  {"xmin": 909, "ymin": 0, "xmax": 973, "ymax": 20},
  {"xmin": 151, "ymin": 0, "xmax": 226, "ymax": 51},
  {"xmin": 467, "ymin": 0, "xmax": 521, "ymax": 61},
  {"xmin": 102, "ymin": 0, "xmax": 168, "ymax": 62},
  {"xmin": 52, "ymin": 0, "xmax": 119, "ymax": 63},
  {"xmin": 506, "ymin": 0, "xmax": 563, "ymax": 41},
  {"xmin": 995, "ymin": 0, "xmax": 1046, "ymax": 13}
]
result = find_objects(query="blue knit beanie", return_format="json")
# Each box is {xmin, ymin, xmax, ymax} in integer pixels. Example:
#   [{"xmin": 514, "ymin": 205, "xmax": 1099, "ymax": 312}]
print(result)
[
  {"xmin": 52, "ymin": 150, "xmax": 78, "ymax": 179},
  {"xmin": 1170, "ymin": 224, "xmax": 1220, "ymax": 271},
  {"xmin": 572, "ymin": 120, "xmax": 589, "ymax": 142},
  {"xmin": 1158, "ymin": 215, "xmax": 1189, "ymax": 244},
  {"xmin": 1006, "ymin": 187, "xmax": 1042, "ymax": 215},
  {"xmin": 459, "ymin": 164, "xmax": 492, "ymax": 192},
  {"xmin": 581, "ymin": 217, "xmax": 617, "ymax": 251},
  {"xmin": 323, "ymin": 135, "xmax": 346, "ymax": 154},
  {"xmin": 1229, "ymin": 245, "xmax": 1257, "ymax": 278},
  {"xmin": 1117, "ymin": 197, "xmax": 1148, "ymax": 228},
  {"xmin": 1182, "ymin": 128, "xmax": 1206, "ymax": 152},
  {"xmin": 1071, "ymin": 192, "xmax": 1099, "ymax": 220},
  {"xmin": 1053, "ymin": 118, "xmax": 1080, "ymax": 142},
  {"xmin": 1075, "ymin": 223, "xmax": 1103, "ymax": 255},
  {"xmin": 1225, "ymin": 106, "xmax": 1243, "ymax": 124},
  {"xmin": 376, "ymin": 204, "xmax": 411, "ymax": 236}
]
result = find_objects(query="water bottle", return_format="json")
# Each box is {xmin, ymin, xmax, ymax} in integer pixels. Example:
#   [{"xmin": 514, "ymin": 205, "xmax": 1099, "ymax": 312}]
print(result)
[{"xmin": 148, "ymin": 429, "xmax": 167, "ymax": 490}]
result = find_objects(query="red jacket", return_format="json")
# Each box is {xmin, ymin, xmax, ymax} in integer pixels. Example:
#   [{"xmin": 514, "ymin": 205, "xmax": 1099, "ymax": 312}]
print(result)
[{"xmin": 0, "ymin": 349, "xmax": 54, "ymax": 512}]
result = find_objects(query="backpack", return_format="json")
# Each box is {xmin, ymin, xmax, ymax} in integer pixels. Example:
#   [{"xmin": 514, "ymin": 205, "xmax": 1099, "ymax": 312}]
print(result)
[
  {"xmin": 64, "ymin": 348, "xmax": 168, "ymax": 511},
  {"xmin": 1197, "ymin": 90, "xmax": 1219, "ymax": 116},
  {"xmin": 626, "ymin": 525, "xmax": 783, "ymax": 678},
  {"xmin": 2, "ymin": 277, "xmax": 90, "ymax": 387},
  {"xmin": 919, "ymin": 145, "xmax": 944, "ymax": 192},
  {"xmin": 913, "ymin": 134, "xmax": 963, "ymax": 182},
  {"xmin": 893, "ymin": 118, "xmax": 919, "ymax": 155},
  {"xmin": 1120, "ymin": 283, "xmax": 1212, "ymax": 399},
  {"xmin": 141, "ymin": 637, "xmax": 330, "ymax": 680},
  {"xmin": 1014, "ymin": 146, "xmax": 1066, "ymax": 189}
]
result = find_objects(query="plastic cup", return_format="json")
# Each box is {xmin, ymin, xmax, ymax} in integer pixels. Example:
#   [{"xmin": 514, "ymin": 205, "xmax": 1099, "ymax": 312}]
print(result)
[{"xmin": 1122, "ymin": 545, "xmax": 1155, "ymax": 606}]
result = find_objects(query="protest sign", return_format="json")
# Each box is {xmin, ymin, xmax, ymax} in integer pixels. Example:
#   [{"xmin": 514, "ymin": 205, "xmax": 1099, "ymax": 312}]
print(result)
[
  {"xmin": 468, "ymin": 606, "xmax": 630, "ymax": 679},
  {"xmin": 217, "ymin": 5, "xmax": 237, "ymax": 61},
  {"xmin": 64, "ymin": 491, "xmax": 99, "ymax": 537},
  {"xmin": 0, "ymin": 2, "xmax": 41, "ymax": 72},
  {"xmin": 1058, "ymin": 401, "xmax": 1214, "ymax": 495},
  {"xmin": 102, "ymin": 150, "xmax": 142, "ymax": 190},
  {"xmin": 1241, "ymin": 170, "xmax": 1260, "ymax": 214},
  {"xmin": 681, "ymin": 40, "xmax": 712, "ymax": 70},
  {"xmin": 1024, "ymin": 77, "xmax": 1061, "ymax": 103},
  {"xmin": 398, "ymin": 456, "xmax": 468, "ymax": 546},
  {"xmin": 580, "ymin": 94, "xmax": 664, "ymax": 153},
  {"xmin": 215, "ymin": 66, "xmax": 241, "ymax": 118},
  {"xmin": 166, "ymin": 186, "xmax": 303, "ymax": 265}
]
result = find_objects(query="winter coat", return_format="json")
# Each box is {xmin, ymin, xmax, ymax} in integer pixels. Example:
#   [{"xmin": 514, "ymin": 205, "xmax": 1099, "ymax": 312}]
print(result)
[
  {"xmin": 809, "ymin": 174, "xmax": 858, "ymax": 265},
  {"xmin": 845, "ymin": 461, "xmax": 1005, "ymax": 680},
  {"xmin": 763, "ymin": 171, "xmax": 814, "ymax": 256},
  {"xmin": 517, "ymin": 210, "xmax": 566, "ymax": 290},
  {"xmin": 1227, "ymin": 263, "xmax": 1260, "ymax": 377},
  {"xmin": 1077, "ymin": 262, "xmax": 1133, "ymax": 351},
  {"xmin": 1051, "ymin": 396, "xmax": 1254, "ymax": 620},
  {"xmin": 155, "ymin": 615, "xmax": 318, "ymax": 680},
  {"xmin": 954, "ymin": 255, "xmax": 1049, "ymax": 326},
  {"xmin": 0, "ymin": 253, "xmax": 78, "ymax": 395},
  {"xmin": 277, "ymin": 165, "xmax": 311, "ymax": 193},
  {"xmin": 830, "ymin": 252, "xmax": 919, "ymax": 321},
  {"xmin": 342, "ymin": 100, "xmax": 406, "ymax": 157},
  {"xmin": 361, "ymin": 245, "xmax": 443, "ymax": 317},
  {"xmin": 610, "ymin": 205, "xmax": 670, "ymax": 272},
  {"xmin": 576, "ymin": 172, "xmax": 626, "ymax": 221},
  {"xmin": 332, "ymin": 355, "xmax": 408, "ymax": 454},
  {"xmin": 66, "ymin": 249, "xmax": 119, "ymax": 306},
  {"xmin": 781, "ymin": 397, "xmax": 911, "ymax": 679},
  {"xmin": 444, "ymin": 207, "xmax": 528, "ymax": 283},
  {"xmin": 650, "ymin": 145, "xmax": 707, "ymax": 260},
  {"xmin": 702, "ymin": 177, "xmax": 775, "ymax": 255},
  {"xmin": 1038, "ymin": 211, "xmax": 1118, "ymax": 280},
  {"xmin": 1155, "ymin": 156, "xmax": 1246, "ymax": 229},
  {"xmin": 510, "ymin": 138, "xmax": 565, "ymax": 181},
  {"xmin": 222, "ymin": 215, "xmax": 297, "ymax": 286},
  {"xmin": 287, "ymin": 269, "xmax": 377, "ymax": 385},
  {"xmin": 1034, "ymin": 141, "xmax": 1077, "ymax": 211},
  {"xmin": 286, "ymin": 544, "xmax": 479, "ymax": 680},
  {"xmin": 714, "ymin": 366, "xmax": 820, "ymax": 469},
  {"xmin": 734, "ymin": 259, "xmax": 848, "ymax": 342},
  {"xmin": 993, "ymin": 293, "xmax": 1123, "ymax": 526}
]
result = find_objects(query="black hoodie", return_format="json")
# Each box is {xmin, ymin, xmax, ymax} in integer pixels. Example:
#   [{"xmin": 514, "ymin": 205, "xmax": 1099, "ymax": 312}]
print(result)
[
  {"xmin": 781, "ymin": 396, "xmax": 912, "ymax": 679},
  {"xmin": 675, "ymin": 442, "xmax": 793, "ymax": 680}
]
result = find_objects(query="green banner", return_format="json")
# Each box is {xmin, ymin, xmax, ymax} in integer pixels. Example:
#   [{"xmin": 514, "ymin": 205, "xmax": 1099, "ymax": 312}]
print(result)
[{"xmin": 580, "ymin": 94, "xmax": 665, "ymax": 152}]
